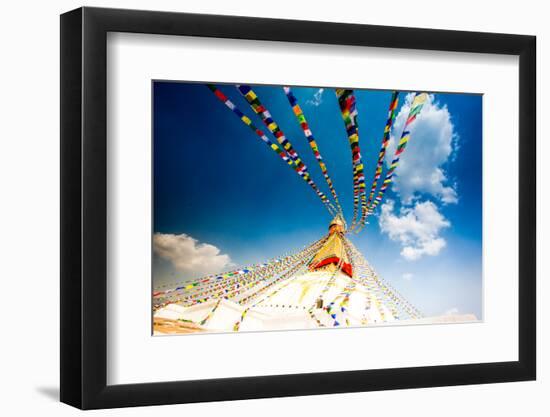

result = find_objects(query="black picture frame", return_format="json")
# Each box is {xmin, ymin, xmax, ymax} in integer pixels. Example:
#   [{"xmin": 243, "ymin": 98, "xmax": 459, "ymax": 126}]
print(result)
[{"xmin": 60, "ymin": 6, "xmax": 536, "ymax": 410}]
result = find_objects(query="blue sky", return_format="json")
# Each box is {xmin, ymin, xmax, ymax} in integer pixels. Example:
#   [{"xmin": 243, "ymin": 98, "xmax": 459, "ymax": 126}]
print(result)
[{"xmin": 153, "ymin": 81, "xmax": 482, "ymax": 318}]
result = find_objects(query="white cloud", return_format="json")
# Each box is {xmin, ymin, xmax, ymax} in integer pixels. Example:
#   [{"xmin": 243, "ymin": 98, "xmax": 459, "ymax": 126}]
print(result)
[
  {"xmin": 153, "ymin": 233, "xmax": 233, "ymax": 275},
  {"xmin": 402, "ymin": 273, "xmax": 413, "ymax": 281},
  {"xmin": 379, "ymin": 200, "xmax": 450, "ymax": 261},
  {"xmin": 444, "ymin": 307, "xmax": 459, "ymax": 316},
  {"xmin": 307, "ymin": 88, "xmax": 324, "ymax": 106},
  {"xmin": 387, "ymin": 93, "xmax": 458, "ymax": 205}
]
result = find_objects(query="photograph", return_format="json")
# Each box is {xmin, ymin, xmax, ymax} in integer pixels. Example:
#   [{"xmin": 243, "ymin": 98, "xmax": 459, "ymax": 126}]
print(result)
[{"xmin": 152, "ymin": 82, "xmax": 483, "ymax": 335}]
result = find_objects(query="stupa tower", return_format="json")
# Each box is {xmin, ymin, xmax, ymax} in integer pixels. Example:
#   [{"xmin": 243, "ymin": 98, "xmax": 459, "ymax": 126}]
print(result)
[
  {"xmin": 153, "ymin": 217, "xmax": 428, "ymax": 333},
  {"xmin": 309, "ymin": 216, "xmax": 353, "ymax": 277}
]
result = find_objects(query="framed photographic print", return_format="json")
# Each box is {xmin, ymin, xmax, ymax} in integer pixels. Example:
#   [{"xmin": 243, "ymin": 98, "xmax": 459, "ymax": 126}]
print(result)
[{"xmin": 60, "ymin": 6, "xmax": 536, "ymax": 409}]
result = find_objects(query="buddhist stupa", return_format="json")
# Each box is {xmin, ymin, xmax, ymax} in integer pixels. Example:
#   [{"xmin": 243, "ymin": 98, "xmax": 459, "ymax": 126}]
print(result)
[{"xmin": 153, "ymin": 217, "xmax": 473, "ymax": 334}]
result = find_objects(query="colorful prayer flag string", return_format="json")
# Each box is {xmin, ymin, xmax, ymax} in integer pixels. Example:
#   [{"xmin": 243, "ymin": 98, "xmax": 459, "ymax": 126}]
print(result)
[
  {"xmin": 360, "ymin": 91, "xmax": 399, "ymax": 225},
  {"xmin": 206, "ymin": 84, "xmax": 335, "ymax": 216},
  {"xmin": 283, "ymin": 86, "xmax": 344, "ymax": 217},
  {"xmin": 199, "ymin": 299, "xmax": 222, "ymax": 326},
  {"xmin": 153, "ymin": 236, "xmax": 328, "ymax": 311},
  {"xmin": 235, "ymin": 84, "xmax": 337, "ymax": 216},
  {"xmin": 369, "ymin": 93, "xmax": 428, "ymax": 214},
  {"xmin": 336, "ymin": 89, "xmax": 367, "ymax": 231},
  {"xmin": 233, "ymin": 245, "xmax": 321, "ymax": 331},
  {"xmin": 236, "ymin": 85, "xmax": 306, "ymax": 172}
]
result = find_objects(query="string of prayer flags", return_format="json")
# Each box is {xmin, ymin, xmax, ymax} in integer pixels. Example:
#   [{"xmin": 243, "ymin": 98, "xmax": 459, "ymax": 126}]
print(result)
[
  {"xmin": 233, "ymin": 247, "xmax": 319, "ymax": 330},
  {"xmin": 235, "ymin": 84, "xmax": 337, "ymax": 216},
  {"xmin": 307, "ymin": 308, "xmax": 326, "ymax": 327},
  {"xmin": 206, "ymin": 84, "xmax": 335, "ymax": 216},
  {"xmin": 237, "ymin": 237, "xmax": 326, "ymax": 306},
  {"xmin": 236, "ymin": 85, "xmax": 306, "ymax": 172},
  {"xmin": 283, "ymin": 86, "xmax": 344, "ymax": 217},
  {"xmin": 336, "ymin": 89, "xmax": 367, "ymax": 231},
  {"xmin": 153, "ymin": 236, "xmax": 328, "ymax": 312},
  {"xmin": 199, "ymin": 299, "xmax": 222, "ymax": 326},
  {"xmin": 206, "ymin": 84, "xmax": 293, "ymax": 164},
  {"xmin": 160, "ymin": 237, "xmax": 327, "ymax": 310},
  {"xmin": 345, "ymin": 236, "xmax": 423, "ymax": 319},
  {"xmin": 369, "ymin": 93, "xmax": 428, "ymax": 214},
  {"xmin": 364, "ymin": 91, "xmax": 399, "ymax": 214}
]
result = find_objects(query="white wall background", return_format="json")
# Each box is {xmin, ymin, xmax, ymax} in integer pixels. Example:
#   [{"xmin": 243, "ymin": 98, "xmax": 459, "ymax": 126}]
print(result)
[{"xmin": 0, "ymin": 0, "xmax": 544, "ymax": 415}]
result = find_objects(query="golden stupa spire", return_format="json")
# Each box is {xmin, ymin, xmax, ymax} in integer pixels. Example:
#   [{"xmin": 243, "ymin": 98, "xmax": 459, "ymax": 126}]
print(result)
[
  {"xmin": 328, "ymin": 215, "xmax": 346, "ymax": 235},
  {"xmin": 309, "ymin": 216, "xmax": 352, "ymax": 277}
]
